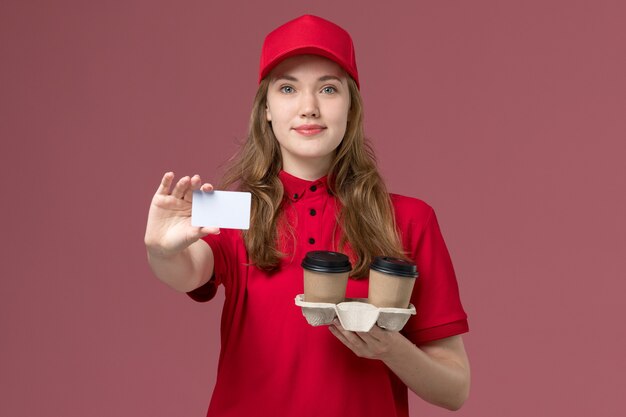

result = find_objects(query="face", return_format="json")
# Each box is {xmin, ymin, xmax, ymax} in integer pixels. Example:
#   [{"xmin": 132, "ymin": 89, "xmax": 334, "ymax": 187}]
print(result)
[{"xmin": 265, "ymin": 54, "xmax": 351, "ymax": 174}]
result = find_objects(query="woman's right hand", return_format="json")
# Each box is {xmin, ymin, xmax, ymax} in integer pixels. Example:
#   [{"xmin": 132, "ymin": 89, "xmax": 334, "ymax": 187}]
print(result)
[{"xmin": 144, "ymin": 172, "xmax": 220, "ymax": 258}]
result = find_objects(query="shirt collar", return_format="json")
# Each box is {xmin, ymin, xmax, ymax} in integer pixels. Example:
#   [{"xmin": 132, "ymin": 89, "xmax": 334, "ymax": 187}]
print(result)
[{"xmin": 278, "ymin": 170, "xmax": 330, "ymax": 202}]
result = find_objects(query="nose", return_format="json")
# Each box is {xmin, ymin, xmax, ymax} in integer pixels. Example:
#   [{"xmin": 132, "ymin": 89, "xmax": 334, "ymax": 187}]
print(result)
[{"xmin": 299, "ymin": 91, "xmax": 319, "ymax": 118}]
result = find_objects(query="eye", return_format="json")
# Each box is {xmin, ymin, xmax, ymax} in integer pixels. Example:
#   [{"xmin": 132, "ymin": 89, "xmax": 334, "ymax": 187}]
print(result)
[
  {"xmin": 279, "ymin": 85, "xmax": 295, "ymax": 94},
  {"xmin": 322, "ymin": 86, "xmax": 337, "ymax": 94}
]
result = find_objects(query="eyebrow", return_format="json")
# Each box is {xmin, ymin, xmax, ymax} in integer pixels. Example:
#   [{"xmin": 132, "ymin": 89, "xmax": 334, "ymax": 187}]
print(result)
[{"xmin": 272, "ymin": 74, "xmax": 343, "ymax": 84}]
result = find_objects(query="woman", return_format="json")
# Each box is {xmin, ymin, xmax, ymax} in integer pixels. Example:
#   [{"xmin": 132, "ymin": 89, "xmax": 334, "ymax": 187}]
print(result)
[{"xmin": 145, "ymin": 14, "xmax": 470, "ymax": 417}]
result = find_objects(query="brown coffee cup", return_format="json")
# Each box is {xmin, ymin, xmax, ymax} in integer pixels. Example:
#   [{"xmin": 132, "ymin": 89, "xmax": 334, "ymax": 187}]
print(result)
[
  {"xmin": 367, "ymin": 256, "xmax": 419, "ymax": 308},
  {"xmin": 301, "ymin": 251, "xmax": 352, "ymax": 304}
]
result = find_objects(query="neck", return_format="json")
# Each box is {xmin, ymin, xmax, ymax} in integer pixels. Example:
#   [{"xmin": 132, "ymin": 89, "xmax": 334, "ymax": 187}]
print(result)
[{"xmin": 281, "ymin": 155, "xmax": 332, "ymax": 181}]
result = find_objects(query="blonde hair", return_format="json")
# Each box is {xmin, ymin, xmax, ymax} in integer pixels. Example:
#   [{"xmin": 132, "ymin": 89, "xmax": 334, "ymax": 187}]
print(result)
[{"xmin": 219, "ymin": 76, "xmax": 409, "ymax": 277}]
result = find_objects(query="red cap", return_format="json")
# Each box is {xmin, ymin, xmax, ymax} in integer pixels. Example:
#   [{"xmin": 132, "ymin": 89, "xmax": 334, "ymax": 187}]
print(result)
[{"xmin": 258, "ymin": 15, "xmax": 360, "ymax": 89}]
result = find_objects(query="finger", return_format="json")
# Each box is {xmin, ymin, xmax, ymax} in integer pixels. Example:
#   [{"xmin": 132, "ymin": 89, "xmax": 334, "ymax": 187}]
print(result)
[
  {"xmin": 189, "ymin": 174, "xmax": 205, "ymax": 191},
  {"xmin": 184, "ymin": 174, "xmax": 201, "ymax": 202},
  {"xmin": 200, "ymin": 183, "xmax": 214, "ymax": 192},
  {"xmin": 332, "ymin": 321, "xmax": 367, "ymax": 349},
  {"xmin": 356, "ymin": 325, "xmax": 386, "ymax": 343},
  {"xmin": 367, "ymin": 324, "xmax": 390, "ymax": 341},
  {"xmin": 195, "ymin": 226, "xmax": 221, "ymax": 238},
  {"xmin": 329, "ymin": 324, "xmax": 354, "ymax": 349},
  {"xmin": 190, "ymin": 182, "xmax": 215, "ymax": 202},
  {"xmin": 356, "ymin": 331, "xmax": 381, "ymax": 345},
  {"xmin": 171, "ymin": 176, "xmax": 190, "ymax": 199},
  {"xmin": 156, "ymin": 172, "xmax": 174, "ymax": 195}
]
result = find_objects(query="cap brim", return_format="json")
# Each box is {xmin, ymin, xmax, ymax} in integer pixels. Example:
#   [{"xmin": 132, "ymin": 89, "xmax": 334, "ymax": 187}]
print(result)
[{"xmin": 259, "ymin": 47, "xmax": 359, "ymax": 88}]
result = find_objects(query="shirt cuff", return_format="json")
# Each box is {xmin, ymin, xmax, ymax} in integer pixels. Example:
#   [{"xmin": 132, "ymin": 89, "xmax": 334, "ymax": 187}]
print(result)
[
  {"xmin": 403, "ymin": 319, "xmax": 469, "ymax": 345},
  {"xmin": 186, "ymin": 275, "xmax": 218, "ymax": 303}
]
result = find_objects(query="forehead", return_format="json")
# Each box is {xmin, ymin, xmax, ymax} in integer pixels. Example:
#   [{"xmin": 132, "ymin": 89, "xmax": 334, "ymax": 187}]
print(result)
[{"xmin": 269, "ymin": 54, "xmax": 347, "ymax": 82}]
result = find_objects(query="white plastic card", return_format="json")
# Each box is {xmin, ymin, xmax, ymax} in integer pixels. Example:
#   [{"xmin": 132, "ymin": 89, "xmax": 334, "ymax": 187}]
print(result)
[{"xmin": 191, "ymin": 190, "xmax": 251, "ymax": 230}]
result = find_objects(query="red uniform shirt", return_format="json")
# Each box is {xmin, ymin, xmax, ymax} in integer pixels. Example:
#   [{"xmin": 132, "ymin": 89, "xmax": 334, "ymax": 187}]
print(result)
[{"xmin": 187, "ymin": 170, "xmax": 469, "ymax": 417}]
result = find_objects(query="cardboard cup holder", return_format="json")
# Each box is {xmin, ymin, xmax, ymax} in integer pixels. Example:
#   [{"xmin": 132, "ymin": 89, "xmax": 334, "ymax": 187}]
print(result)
[{"xmin": 294, "ymin": 294, "xmax": 416, "ymax": 332}]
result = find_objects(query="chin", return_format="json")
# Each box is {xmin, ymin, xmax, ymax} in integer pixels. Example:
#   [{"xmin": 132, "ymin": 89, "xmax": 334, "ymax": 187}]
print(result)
[{"xmin": 296, "ymin": 153, "xmax": 333, "ymax": 161}]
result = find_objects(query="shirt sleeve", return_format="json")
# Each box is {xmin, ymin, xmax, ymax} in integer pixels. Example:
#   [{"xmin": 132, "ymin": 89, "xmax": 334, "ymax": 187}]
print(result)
[
  {"xmin": 185, "ymin": 231, "xmax": 232, "ymax": 302},
  {"xmin": 400, "ymin": 207, "xmax": 469, "ymax": 345}
]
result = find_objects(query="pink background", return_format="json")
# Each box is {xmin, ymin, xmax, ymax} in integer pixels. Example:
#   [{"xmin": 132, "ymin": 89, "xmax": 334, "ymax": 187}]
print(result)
[{"xmin": 1, "ymin": 0, "xmax": 624, "ymax": 416}]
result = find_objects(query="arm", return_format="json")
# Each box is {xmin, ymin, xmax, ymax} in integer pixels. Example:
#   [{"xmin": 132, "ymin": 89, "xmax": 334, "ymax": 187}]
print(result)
[
  {"xmin": 329, "ymin": 322, "xmax": 470, "ymax": 411},
  {"xmin": 146, "ymin": 239, "xmax": 215, "ymax": 293},
  {"xmin": 144, "ymin": 172, "xmax": 220, "ymax": 293},
  {"xmin": 383, "ymin": 333, "xmax": 470, "ymax": 410}
]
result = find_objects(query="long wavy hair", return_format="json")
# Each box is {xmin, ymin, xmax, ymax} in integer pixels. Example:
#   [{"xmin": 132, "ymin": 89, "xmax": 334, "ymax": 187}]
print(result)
[{"xmin": 219, "ymin": 75, "xmax": 410, "ymax": 278}]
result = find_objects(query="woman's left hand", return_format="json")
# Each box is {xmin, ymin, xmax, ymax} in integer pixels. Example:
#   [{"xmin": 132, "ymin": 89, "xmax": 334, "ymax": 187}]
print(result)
[{"xmin": 328, "ymin": 318, "xmax": 402, "ymax": 360}]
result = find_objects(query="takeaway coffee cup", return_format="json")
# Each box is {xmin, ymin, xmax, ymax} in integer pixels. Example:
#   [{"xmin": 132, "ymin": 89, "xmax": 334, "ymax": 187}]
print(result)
[
  {"xmin": 301, "ymin": 251, "xmax": 352, "ymax": 304},
  {"xmin": 368, "ymin": 256, "xmax": 419, "ymax": 308}
]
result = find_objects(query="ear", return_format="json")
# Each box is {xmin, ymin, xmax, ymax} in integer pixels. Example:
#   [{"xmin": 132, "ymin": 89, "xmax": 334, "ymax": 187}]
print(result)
[{"xmin": 265, "ymin": 105, "xmax": 272, "ymax": 122}]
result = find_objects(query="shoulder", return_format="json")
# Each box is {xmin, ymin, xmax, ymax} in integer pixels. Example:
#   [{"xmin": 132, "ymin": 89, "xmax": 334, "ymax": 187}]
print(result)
[
  {"xmin": 389, "ymin": 193, "xmax": 434, "ymax": 224},
  {"xmin": 388, "ymin": 193, "xmax": 437, "ymax": 251}
]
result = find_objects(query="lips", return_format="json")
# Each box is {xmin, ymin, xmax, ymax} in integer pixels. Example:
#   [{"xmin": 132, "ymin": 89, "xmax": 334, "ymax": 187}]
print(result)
[{"xmin": 293, "ymin": 124, "xmax": 326, "ymax": 135}]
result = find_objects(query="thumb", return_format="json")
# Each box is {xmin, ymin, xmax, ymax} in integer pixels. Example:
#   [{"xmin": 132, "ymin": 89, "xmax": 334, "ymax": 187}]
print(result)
[{"xmin": 196, "ymin": 226, "xmax": 221, "ymax": 238}]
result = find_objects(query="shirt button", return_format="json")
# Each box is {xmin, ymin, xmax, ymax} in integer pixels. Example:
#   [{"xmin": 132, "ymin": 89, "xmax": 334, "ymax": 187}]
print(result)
[
  {"xmin": 310, "ymin": 185, "xmax": 317, "ymax": 192},
  {"xmin": 308, "ymin": 237, "xmax": 315, "ymax": 244},
  {"xmin": 309, "ymin": 209, "xmax": 316, "ymax": 216},
  {"xmin": 293, "ymin": 193, "xmax": 299, "ymax": 199}
]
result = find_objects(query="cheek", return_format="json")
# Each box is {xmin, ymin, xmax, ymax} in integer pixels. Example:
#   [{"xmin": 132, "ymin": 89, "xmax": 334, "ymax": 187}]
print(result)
[
  {"xmin": 332, "ymin": 100, "xmax": 351, "ymax": 123},
  {"xmin": 331, "ymin": 106, "xmax": 350, "ymax": 133},
  {"xmin": 269, "ymin": 103, "xmax": 296, "ymax": 124}
]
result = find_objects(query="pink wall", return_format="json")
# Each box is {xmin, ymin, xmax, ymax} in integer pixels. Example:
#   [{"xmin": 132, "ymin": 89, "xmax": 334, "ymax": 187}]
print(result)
[{"xmin": 2, "ymin": 1, "xmax": 624, "ymax": 416}]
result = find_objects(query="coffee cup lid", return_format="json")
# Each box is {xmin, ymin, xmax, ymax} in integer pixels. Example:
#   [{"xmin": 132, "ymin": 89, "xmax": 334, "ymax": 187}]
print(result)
[
  {"xmin": 301, "ymin": 251, "xmax": 352, "ymax": 273},
  {"xmin": 370, "ymin": 256, "xmax": 418, "ymax": 278}
]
